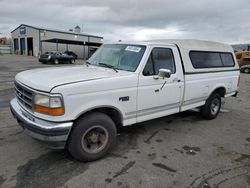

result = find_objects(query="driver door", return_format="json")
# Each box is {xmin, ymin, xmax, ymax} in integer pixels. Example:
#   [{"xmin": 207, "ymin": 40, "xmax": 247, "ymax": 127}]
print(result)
[{"xmin": 137, "ymin": 46, "xmax": 183, "ymax": 122}]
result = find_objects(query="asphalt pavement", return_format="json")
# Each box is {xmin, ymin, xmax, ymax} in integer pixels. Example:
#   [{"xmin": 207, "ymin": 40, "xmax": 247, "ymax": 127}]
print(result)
[{"xmin": 0, "ymin": 55, "xmax": 249, "ymax": 188}]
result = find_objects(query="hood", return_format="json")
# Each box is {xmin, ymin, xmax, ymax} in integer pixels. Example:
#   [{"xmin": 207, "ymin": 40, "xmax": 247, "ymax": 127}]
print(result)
[{"xmin": 16, "ymin": 65, "xmax": 132, "ymax": 92}]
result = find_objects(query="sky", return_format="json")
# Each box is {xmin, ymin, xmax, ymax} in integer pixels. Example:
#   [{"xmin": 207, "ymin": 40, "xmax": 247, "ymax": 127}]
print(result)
[{"xmin": 0, "ymin": 0, "xmax": 250, "ymax": 44}]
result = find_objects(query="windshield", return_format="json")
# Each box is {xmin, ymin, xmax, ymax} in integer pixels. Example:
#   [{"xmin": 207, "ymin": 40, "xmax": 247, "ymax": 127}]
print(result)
[
  {"xmin": 45, "ymin": 51, "xmax": 57, "ymax": 55},
  {"xmin": 88, "ymin": 44, "xmax": 146, "ymax": 72}
]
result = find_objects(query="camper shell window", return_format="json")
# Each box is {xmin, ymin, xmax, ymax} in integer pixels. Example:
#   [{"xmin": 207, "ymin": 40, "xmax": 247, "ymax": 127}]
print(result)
[{"xmin": 189, "ymin": 51, "xmax": 235, "ymax": 68}]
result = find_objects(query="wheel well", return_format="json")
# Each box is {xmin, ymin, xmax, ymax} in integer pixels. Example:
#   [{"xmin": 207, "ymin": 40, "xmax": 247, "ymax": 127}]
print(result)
[
  {"xmin": 76, "ymin": 107, "xmax": 123, "ymax": 128},
  {"xmin": 212, "ymin": 87, "xmax": 226, "ymax": 97}
]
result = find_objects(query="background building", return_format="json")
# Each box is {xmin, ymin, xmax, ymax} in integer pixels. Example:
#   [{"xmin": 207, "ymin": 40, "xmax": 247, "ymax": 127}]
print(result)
[{"xmin": 11, "ymin": 24, "xmax": 103, "ymax": 59}]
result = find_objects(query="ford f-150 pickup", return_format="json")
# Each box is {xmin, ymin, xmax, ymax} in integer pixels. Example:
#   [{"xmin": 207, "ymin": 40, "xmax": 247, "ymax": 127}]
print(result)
[{"xmin": 10, "ymin": 39, "xmax": 240, "ymax": 161}]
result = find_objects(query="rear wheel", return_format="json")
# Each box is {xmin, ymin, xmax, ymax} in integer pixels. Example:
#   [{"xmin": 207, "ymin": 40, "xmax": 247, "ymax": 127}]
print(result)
[
  {"xmin": 243, "ymin": 68, "xmax": 250, "ymax": 73},
  {"xmin": 68, "ymin": 112, "xmax": 117, "ymax": 161},
  {"xmin": 200, "ymin": 92, "xmax": 221, "ymax": 120}
]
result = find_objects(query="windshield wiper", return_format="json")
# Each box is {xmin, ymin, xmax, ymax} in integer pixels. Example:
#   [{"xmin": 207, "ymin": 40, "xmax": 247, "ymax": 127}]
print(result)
[
  {"xmin": 85, "ymin": 61, "xmax": 91, "ymax": 66},
  {"xmin": 98, "ymin": 63, "xmax": 118, "ymax": 72},
  {"xmin": 83, "ymin": 61, "xmax": 92, "ymax": 67}
]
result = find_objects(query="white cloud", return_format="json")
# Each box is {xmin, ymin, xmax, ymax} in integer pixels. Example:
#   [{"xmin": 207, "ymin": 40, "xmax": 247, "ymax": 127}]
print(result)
[{"xmin": 0, "ymin": 0, "xmax": 250, "ymax": 43}]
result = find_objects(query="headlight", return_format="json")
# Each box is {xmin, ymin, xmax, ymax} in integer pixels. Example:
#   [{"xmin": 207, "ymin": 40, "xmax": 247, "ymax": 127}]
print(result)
[{"xmin": 34, "ymin": 94, "xmax": 64, "ymax": 116}]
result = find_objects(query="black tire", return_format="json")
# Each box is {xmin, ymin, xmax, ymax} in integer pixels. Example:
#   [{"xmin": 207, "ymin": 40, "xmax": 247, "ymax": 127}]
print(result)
[
  {"xmin": 243, "ymin": 68, "xmax": 250, "ymax": 74},
  {"xmin": 68, "ymin": 112, "xmax": 117, "ymax": 161},
  {"xmin": 200, "ymin": 92, "xmax": 221, "ymax": 120},
  {"xmin": 41, "ymin": 61, "xmax": 47, "ymax": 64}
]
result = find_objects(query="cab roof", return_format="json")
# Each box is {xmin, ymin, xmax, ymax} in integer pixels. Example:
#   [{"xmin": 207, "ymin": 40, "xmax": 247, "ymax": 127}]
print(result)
[
  {"xmin": 111, "ymin": 39, "xmax": 232, "ymax": 52},
  {"xmin": 147, "ymin": 39, "xmax": 232, "ymax": 52}
]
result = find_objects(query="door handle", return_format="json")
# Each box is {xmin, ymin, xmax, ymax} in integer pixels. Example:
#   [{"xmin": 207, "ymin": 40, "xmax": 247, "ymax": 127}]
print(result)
[{"xmin": 173, "ymin": 78, "xmax": 181, "ymax": 82}]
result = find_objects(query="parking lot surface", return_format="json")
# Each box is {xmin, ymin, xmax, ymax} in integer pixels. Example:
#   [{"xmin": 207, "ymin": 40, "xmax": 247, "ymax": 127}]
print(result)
[{"xmin": 0, "ymin": 55, "xmax": 249, "ymax": 188}]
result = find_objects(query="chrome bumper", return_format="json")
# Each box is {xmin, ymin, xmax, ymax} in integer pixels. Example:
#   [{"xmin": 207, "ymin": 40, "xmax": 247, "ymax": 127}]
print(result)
[{"xmin": 10, "ymin": 98, "xmax": 73, "ymax": 149}]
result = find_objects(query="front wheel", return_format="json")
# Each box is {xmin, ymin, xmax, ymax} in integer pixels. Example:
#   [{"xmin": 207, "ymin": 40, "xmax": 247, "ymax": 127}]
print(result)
[
  {"xmin": 54, "ymin": 59, "xmax": 59, "ymax": 64},
  {"xmin": 200, "ymin": 92, "xmax": 221, "ymax": 120},
  {"xmin": 68, "ymin": 112, "xmax": 117, "ymax": 161}
]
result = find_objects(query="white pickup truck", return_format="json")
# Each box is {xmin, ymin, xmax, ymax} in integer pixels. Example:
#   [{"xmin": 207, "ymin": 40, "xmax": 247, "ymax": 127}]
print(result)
[{"xmin": 10, "ymin": 39, "xmax": 240, "ymax": 161}]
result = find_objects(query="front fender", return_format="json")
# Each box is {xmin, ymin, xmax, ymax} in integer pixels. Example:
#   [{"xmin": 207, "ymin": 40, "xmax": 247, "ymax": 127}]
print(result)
[{"xmin": 74, "ymin": 100, "xmax": 125, "ymax": 121}]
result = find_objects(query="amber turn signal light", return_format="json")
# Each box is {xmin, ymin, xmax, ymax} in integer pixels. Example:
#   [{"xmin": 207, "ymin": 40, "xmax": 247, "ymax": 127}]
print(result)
[{"xmin": 34, "ymin": 105, "xmax": 64, "ymax": 116}]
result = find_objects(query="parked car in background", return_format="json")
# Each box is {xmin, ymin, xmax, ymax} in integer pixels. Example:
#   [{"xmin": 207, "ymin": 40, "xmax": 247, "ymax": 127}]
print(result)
[
  {"xmin": 240, "ymin": 64, "xmax": 250, "ymax": 73},
  {"xmin": 39, "ymin": 51, "xmax": 75, "ymax": 64},
  {"xmin": 65, "ymin": 51, "xmax": 78, "ymax": 59}
]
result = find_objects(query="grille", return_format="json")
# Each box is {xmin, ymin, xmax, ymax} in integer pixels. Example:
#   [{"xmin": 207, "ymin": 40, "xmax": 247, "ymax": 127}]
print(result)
[{"xmin": 15, "ymin": 82, "xmax": 34, "ymax": 110}]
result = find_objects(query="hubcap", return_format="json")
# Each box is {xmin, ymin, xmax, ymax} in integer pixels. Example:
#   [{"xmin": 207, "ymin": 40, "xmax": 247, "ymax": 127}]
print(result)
[
  {"xmin": 81, "ymin": 126, "xmax": 109, "ymax": 154},
  {"xmin": 244, "ymin": 68, "xmax": 250, "ymax": 73},
  {"xmin": 211, "ymin": 98, "xmax": 220, "ymax": 115}
]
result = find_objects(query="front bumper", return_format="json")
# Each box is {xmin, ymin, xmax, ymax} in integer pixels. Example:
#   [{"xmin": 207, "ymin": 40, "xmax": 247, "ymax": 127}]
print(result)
[
  {"xmin": 38, "ymin": 58, "xmax": 53, "ymax": 63},
  {"xmin": 10, "ymin": 98, "xmax": 73, "ymax": 149}
]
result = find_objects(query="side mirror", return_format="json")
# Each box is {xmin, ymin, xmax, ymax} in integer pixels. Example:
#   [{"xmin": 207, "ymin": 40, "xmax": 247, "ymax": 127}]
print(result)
[{"xmin": 154, "ymin": 69, "xmax": 171, "ymax": 79}]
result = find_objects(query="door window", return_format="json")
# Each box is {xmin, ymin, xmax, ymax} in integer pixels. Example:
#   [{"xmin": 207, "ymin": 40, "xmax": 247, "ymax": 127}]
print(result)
[{"xmin": 143, "ymin": 48, "xmax": 176, "ymax": 76}]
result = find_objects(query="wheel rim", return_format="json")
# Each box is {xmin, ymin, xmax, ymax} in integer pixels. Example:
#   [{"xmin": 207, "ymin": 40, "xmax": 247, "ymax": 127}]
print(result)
[
  {"xmin": 81, "ymin": 125, "xmax": 109, "ymax": 154},
  {"xmin": 211, "ymin": 98, "xmax": 220, "ymax": 115},
  {"xmin": 244, "ymin": 68, "xmax": 250, "ymax": 73},
  {"xmin": 55, "ymin": 60, "xmax": 58, "ymax": 64}
]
